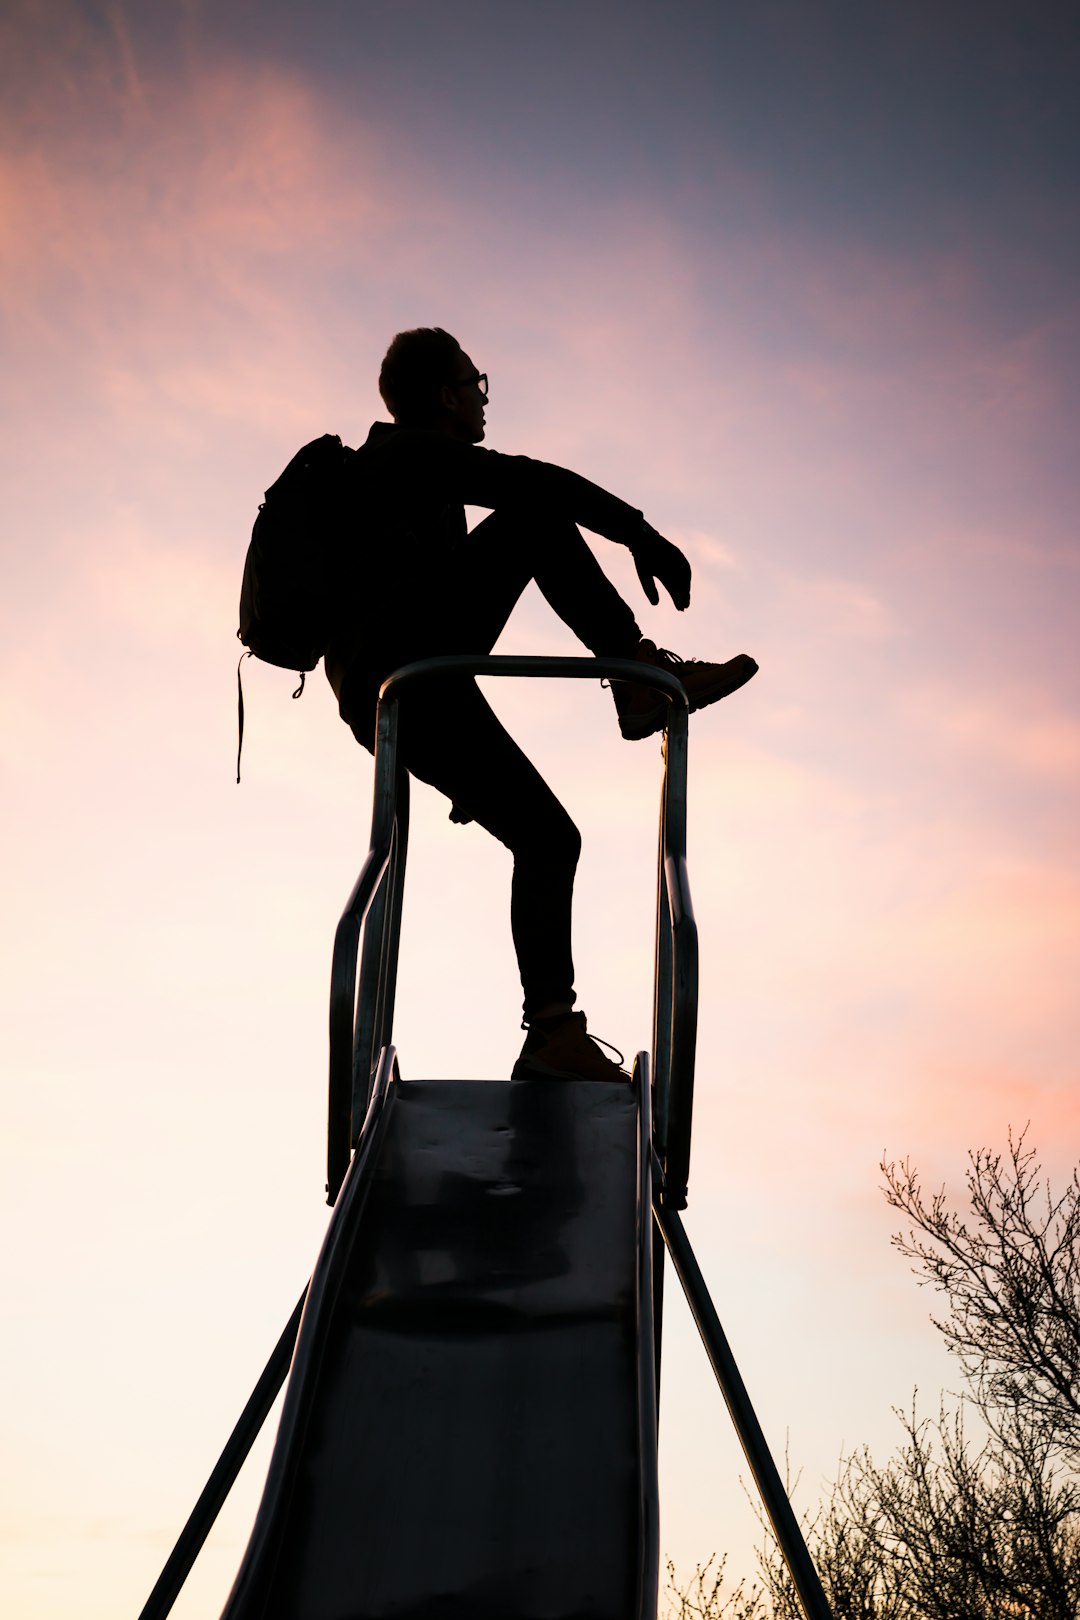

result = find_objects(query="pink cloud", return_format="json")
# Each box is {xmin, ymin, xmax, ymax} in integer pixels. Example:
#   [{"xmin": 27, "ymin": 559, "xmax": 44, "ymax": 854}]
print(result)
[
  {"xmin": 900, "ymin": 682, "xmax": 1080, "ymax": 781},
  {"xmin": 0, "ymin": 15, "xmax": 404, "ymax": 453}
]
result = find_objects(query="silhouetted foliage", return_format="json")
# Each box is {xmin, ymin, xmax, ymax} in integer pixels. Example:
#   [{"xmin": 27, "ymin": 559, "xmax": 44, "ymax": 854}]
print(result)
[
  {"xmin": 668, "ymin": 1133, "xmax": 1080, "ymax": 1620},
  {"xmin": 756, "ymin": 1396, "xmax": 1080, "ymax": 1619},
  {"xmin": 663, "ymin": 1554, "xmax": 766, "ymax": 1619}
]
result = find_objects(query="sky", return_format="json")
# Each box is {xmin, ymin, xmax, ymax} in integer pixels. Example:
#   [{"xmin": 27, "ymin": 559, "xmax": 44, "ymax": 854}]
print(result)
[{"xmin": 2, "ymin": 0, "xmax": 1079, "ymax": 1614}]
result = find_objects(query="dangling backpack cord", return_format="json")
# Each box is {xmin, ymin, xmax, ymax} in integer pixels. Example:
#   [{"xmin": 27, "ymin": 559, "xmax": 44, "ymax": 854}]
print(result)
[
  {"xmin": 235, "ymin": 649, "xmax": 307, "ymax": 784},
  {"xmin": 236, "ymin": 646, "xmax": 252, "ymax": 784},
  {"xmin": 234, "ymin": 433, "xmax": 355, "ymax": 781}
]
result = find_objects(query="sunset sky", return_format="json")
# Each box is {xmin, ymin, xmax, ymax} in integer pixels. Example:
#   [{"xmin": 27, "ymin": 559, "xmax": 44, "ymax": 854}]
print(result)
[{"xmin": 3, "ymin": 2, "xmax": 1079, "ymax": 1615}]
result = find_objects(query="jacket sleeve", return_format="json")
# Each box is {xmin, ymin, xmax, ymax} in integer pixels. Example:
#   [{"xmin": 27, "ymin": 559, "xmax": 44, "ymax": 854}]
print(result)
[{"xmin": 400, "ymin": 432, "xmax": 647, "ymax": 549}]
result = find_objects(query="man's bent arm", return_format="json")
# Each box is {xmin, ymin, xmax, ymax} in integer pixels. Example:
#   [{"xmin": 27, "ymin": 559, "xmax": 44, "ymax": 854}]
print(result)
[
  {"xmin": 363, "ymin": 424, "xmax": 691, "ymax": 609},
  {"xmin": 376, "ymin": 427, "xmax": 648, "ymax": 550}
]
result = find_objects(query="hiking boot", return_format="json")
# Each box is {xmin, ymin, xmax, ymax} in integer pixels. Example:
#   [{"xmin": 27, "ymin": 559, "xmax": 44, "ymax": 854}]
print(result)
[
  {"xmin": 511, "ymin": 1011, "xmax": 629, "ymax": 1083},
  {"xmin": 613, "ymin": 641, "xmax": 758, "ymax": 740}
]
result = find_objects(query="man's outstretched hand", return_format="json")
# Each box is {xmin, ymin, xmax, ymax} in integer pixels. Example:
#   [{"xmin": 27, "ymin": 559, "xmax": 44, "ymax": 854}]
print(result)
[{"xmin": 631, "ymin": 524, "xmax": 691, "ymax": 611}]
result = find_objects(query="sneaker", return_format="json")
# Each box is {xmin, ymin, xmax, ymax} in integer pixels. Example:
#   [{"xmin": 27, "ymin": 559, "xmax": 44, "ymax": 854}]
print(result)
[
  {"xmin": 511, "ymin": 1011, "xmax": 629, "ymax": 1083},
  {"xmin": 613, "ymin": 641, "xmax": 758, "ymax": 741}
]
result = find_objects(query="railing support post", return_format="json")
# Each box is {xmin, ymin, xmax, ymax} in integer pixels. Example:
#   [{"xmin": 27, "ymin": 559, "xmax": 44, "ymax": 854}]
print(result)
[
  {"xmin": 655, "ymin": 1200, "xmax": 835, "ymax": 1620},
  {"xmin": 137, "ymin": 1290, "xmax": 307, "ymax": 1620}
]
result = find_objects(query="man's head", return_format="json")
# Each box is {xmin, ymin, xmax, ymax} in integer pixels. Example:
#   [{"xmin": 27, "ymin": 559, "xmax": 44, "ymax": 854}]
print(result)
[{"xmin": 378, "ymin": 327, "xmax": 488, "ymax": 441}]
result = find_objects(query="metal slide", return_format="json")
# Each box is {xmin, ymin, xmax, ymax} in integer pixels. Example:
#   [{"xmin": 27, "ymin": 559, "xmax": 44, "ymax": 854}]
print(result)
[
  {"xmin": 139, "ymin": 656, "xmax": 834, "ymax": 1620},
  {"xmin": 221, "ymin": 1057, "xmax": 658, "ymax": 1620},
  {"xmin": 220, "ymin": 655, "xmax": 675, "ymax": 1620}
]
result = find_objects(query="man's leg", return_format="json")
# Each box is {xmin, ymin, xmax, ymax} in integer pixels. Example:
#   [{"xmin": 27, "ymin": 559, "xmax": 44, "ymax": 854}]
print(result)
[
  {"xmin": 390, "ymin": 509, "xmax": 633, "ymax": 1016},
  {"xmin": 392, "ymin": 682, "xmax": 627, "ymax": 1082},
  {"xmin": 340, "ymin": 511, "xmax": 670, "ymax": 1078},
  {"xmin": 435, "ymin": 509, "xmax": 757, "ymax": 740},
  {"xmin": 392, "ymin": 677, "xmax": 580, "ymax": 1021},
  {"xmin": 437, "ymin": 507, "xmax": 643, "ymax": 659}
]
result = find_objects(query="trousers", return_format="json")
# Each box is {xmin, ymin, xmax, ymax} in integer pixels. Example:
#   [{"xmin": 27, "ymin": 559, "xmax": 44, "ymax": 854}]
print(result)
[{"xmin": 342, "ymin": 508, "xmax": 642, "ymax": 1020}]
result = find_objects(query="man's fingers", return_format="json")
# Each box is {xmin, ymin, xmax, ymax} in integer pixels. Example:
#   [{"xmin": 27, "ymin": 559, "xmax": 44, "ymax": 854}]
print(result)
[
  {"xmin": 633, "ymin": 529, "xmax": 693, "ymax": 609},
  {"xmin": 634, "ymin": 552, "xmax": 660, "ymax": 606},
  {"xmin": 656, "ymin": 549, "xmax": 691, "ymax": 610}
]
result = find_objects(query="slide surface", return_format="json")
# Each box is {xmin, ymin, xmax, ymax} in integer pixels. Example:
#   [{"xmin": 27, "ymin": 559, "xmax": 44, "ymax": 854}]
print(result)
[{"xmin": 223, "ymin": 1074, "xmax": 655, "ymax": 1620}]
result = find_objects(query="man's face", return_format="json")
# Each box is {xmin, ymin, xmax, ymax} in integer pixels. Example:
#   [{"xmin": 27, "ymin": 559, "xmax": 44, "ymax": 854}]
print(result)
[{"xmin": 443, "ymin": 350, "xmax": 488, "ymax": 443}]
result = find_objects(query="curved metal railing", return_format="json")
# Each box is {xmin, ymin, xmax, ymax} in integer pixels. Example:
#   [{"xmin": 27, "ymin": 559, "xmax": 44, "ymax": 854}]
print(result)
[{"xmin": 327, "ymin": 654, "xmax": 699, "ymax": 1207}]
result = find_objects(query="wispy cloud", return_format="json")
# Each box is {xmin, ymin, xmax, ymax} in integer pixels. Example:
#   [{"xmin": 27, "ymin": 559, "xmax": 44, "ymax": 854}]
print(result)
[{"xmin": 901, "ymin": 682, "xmax": 1080, "ymax": 782}]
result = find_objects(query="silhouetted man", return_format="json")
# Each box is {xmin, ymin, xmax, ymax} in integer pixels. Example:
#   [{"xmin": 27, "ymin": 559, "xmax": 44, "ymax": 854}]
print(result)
[{"xmin": 325, "ymin": 328, "xmax": 756, "ymax": 1082}]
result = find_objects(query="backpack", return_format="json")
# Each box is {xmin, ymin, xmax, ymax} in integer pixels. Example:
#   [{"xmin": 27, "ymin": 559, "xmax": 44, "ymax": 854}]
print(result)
[{"xmin": 236, "ymin": 433, "xmax": 356, "ymax": 780}]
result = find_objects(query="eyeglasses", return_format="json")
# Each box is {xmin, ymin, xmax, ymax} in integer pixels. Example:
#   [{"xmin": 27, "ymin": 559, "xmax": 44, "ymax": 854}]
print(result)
[{"xmin": 452, "ymin": 371, "xmax": 488, "ymax": 398}]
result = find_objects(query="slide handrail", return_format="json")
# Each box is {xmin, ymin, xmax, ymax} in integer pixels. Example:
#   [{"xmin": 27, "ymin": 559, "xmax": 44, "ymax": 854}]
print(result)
[
  {"xmin": 633, "ymin": 1051, "xmax": 660, "ymax": 1620},
  {"xmin": 327, "ymin": 654, "xmax": 699, "ymax": 1208},
  {"xmin": 222, "ymin": 1047, "xmax": 401, "ymax": 1618},
  {"xmin": 139, "ymin": 1048, "xmax": 400, "ymax": 1620}
]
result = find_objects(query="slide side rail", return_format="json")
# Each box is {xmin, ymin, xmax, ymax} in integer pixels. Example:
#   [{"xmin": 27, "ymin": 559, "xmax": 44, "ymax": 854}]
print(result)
[
  {"xmin": 633, "ymin": 1051, "xmax": 660, "ymax": 1620},
  {"xmin": 221, "ymin": 1048, "xmax": 400, "ymax": 1619},
  {"xmin": 138, "ymin": 1049, "xmax": 399, "ymax": 1620}
]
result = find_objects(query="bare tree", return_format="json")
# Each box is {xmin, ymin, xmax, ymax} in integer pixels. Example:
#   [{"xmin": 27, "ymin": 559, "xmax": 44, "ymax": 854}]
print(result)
[
  {"xmin": 883, "ymin": 1130, "xmax": 1080, "ymax": 1460},
  {"xmin": 670, "ymin": 1134, "xmax": 1080, "ymax": 1620}
]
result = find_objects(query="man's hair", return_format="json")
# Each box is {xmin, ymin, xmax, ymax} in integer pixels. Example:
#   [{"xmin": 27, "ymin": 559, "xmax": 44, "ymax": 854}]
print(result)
[{"xmin": 378, "ymin": 327, "xmax": 464, "ymax": 424}]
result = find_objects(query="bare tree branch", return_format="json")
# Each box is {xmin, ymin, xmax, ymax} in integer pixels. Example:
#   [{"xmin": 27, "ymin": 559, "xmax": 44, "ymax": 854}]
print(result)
[{"xmin": 881, "ymin": 1129, "xmax": 1080, "ymax": 1457}]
